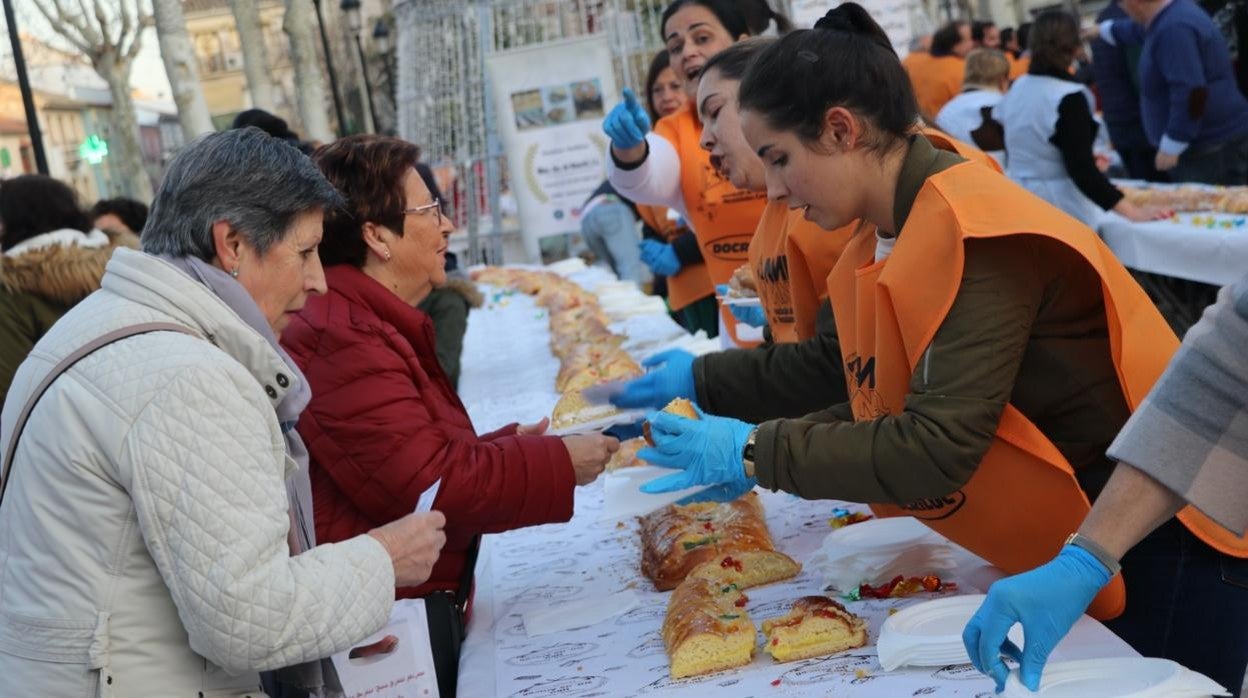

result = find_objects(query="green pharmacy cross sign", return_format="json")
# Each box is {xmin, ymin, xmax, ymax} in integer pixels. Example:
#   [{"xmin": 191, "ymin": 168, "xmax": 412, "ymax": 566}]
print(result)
[{"xmin": 78, "ymin": 135, "xmax": 109, "ymax": 165}]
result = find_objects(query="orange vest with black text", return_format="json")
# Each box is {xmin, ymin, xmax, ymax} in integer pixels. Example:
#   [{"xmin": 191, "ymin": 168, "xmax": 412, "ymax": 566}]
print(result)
[
  {"xmin": 826, "ymin": 159, "xmax": 1248, "ymax": 620},
  {"xmin": 655, "ymin": 103, "xmax": 768, "ymax": 344}
]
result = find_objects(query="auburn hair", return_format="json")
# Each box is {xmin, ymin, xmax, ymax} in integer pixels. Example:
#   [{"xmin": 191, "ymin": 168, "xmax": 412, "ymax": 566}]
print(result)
[{"xmin": 313, "ymin": 135, "xmax": 422, "ymax": 268}]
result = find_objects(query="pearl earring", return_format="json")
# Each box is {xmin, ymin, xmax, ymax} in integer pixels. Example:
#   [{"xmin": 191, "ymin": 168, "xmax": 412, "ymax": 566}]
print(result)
[
  {"xmin": 230, "ymin": 267, "xmax": 239, "ymax": 278},
  {"xmin": 384, "ymin": 250, "xmax": 392, "ymax": 261}
]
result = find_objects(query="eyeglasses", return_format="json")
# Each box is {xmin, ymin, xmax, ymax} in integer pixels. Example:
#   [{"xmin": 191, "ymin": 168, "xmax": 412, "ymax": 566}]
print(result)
[{"xmin": 403, "ymin": 199, "xmax": 446, "ymax": 227}]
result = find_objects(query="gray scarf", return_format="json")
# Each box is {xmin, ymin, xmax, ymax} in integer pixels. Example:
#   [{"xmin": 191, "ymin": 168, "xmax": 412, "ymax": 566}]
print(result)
[{"xmin": 160, "ymin": 255, "xmax": 338, "ymax": 696}]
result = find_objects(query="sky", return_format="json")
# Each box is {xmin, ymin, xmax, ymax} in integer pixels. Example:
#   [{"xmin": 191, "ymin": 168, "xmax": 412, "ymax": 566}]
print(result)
[{"xmin": 2, "ymin": 1, "xmax": 173, "ymax": 101}]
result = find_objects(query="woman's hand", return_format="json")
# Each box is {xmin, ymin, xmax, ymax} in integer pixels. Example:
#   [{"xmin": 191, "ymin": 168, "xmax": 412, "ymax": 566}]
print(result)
[
  {"xmin": 516, "ymin": 416, "xmax": 550, "ymax": 436},
  {"xmin": 1113, "ymin": 199, "xmax": 1173, "ymax": 222},
  {"xmin": 368, "ymin": 510, "xmax": 448, "ymax": 587},
  {"xmin": 604, "ymin": 88, "xmax": 651, "ymax": 165},
  {"xmin": 561, "ymin": 434, "xmax": 620, "ymax": 485}
]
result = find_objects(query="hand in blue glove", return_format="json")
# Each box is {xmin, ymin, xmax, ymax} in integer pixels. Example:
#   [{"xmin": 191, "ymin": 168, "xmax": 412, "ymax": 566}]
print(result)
[
  {"xmin": 640, "ymin": 239, "xmax": 681, "ymax": 277},
  {"xmin": 609, "ymin": 349, "xmax": 696, "ymax": 409},
  {"xmin": 730, "ymin": 303, "xmax": 768, "ymax": 328},
  {"xmin": 962, "ymin": 545, "xmax": 1112, "ymax": 692},
  {"xmin": 637, "ymin": 403, "xmax": 756, "ymax": 494},
  {"xmin": 603, "ymin": 88, "xmax": 651, "ymax": 150}
]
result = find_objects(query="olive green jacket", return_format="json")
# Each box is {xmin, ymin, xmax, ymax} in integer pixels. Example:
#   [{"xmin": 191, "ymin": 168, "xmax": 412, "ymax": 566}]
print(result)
[
  {"xmin": 742, "ymin": 137, "xmax": 1131, "ymax": 505},
  {"xmin": 417, "ymin": 276, "xmax": 484, "ymax": 390},
  {"xmin": 0, "ymin": 229, "xmax": 139, "ymax": 405}
]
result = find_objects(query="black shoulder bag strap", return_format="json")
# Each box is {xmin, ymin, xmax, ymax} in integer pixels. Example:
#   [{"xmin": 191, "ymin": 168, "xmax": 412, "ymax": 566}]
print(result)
[{"xmin": 0, "ymin": 322, "xmax": 199, "ymax": 507}]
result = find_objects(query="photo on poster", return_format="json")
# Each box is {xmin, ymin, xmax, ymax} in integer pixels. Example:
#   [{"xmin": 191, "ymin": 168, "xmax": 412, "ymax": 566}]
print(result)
[
  {"xmin": 571, "ymin": 79, "xmax": 604, "ymax": 119},
  {"xmin": 542, "ymin": 85, "xmax": 573, "ymax": 126},
  {"xmin": 511, "ymin": 89, "xmax": 547, "ymax": 131}
]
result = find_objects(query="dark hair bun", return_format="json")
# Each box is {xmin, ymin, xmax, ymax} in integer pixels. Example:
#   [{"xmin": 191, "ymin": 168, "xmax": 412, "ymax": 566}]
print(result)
[{"xmin": 814, "ymin": 3, "xmax": 893, "ymax": 53}]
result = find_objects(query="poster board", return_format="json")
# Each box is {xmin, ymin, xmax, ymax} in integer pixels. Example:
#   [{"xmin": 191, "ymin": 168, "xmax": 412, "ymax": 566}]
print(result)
[{"xmin": 486, "ymin": 35, "xmax": 619, "ymax": 263}]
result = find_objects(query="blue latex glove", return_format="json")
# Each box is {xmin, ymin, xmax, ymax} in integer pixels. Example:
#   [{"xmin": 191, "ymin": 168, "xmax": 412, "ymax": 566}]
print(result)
[
  {"xmin": 640, "ymin": 239, "xmax": 681, "ymax": 277},
  {"xmin": 603, "ymin": 88, "xmax": 651, "ymax": 150},
  {"xmin": 962, "ymin": 545, "xmax": 1112, "ymax": 692},
  {"xmin": 730, "ymin": 303, "xmax": 767, "ymax": 328},
  {"xmin": 609, "ymin": 349, "xmax": 696, "ymax": 409},
  {"xmin": 637, "ymin": 403, "xmax": 756, "ymax": 494}
]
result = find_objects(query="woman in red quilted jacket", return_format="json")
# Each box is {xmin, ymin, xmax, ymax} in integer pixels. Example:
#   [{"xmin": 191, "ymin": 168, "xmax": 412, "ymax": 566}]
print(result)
[{"xmin": 282, "ymin": 135, "xmax": 618, "ymax": 694}]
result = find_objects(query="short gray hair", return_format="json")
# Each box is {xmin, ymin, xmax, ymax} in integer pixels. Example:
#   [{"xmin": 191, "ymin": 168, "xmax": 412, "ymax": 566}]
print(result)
[{"xmin": 141, "ymin": 127, "xmax": 343, "ymax": 260}]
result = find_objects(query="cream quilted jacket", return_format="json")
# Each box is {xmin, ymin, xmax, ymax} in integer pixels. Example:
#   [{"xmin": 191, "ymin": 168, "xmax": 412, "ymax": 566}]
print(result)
[{"xmin": 0, "ymin": 249, "xmax": 395, "ymax": 697}]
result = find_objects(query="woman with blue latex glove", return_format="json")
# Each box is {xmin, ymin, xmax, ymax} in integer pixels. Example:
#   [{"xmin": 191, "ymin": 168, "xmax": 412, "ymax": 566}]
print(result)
[
  {"xmin": 610, "ymin": 349, "xmax": 696, "ymax": 409},
  {"xmin": 637, "ymin": 404, "xmax": 757, "ymax": 501},
  {"xmin": 607, "ymin": 0, "xmax": 778, "ymax": 347},
  {"xmin": 640, "ymin": 238, "xmax": 682, "ymax": 277},
  {"xmin": 700, "ymin": 9, "xmax": 1247, "ymax": 686}
]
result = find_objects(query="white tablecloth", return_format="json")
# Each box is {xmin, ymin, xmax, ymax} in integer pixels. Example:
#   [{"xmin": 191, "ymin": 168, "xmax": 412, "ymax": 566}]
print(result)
[
  {"xmin": 456, "ymin": 265, "xmax": 1138, "ymax": 697},
  {"xmin": 1096, "ymin": 180, "xmax": 1248, "ymax": 287},
  {"xmin": 1099, "ymin": 212, "xmax": 1248, "ymax": 287}
]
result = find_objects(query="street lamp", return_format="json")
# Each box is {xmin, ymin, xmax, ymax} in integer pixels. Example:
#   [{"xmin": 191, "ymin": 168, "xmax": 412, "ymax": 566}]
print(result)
[
  {"xmin": 340, "ymin": 0, "xmax": 377, "ymax": 134},
  {"xmin": 311, "ymin": 0, "xmax": 348, "ymax": 137},
  {"xmin": 2, "ymin": 0, "xmax": 49, "ymax": 174},
  {"xmin": 372, "ymin": 19, "xmax": 397, "ymax": 130}
]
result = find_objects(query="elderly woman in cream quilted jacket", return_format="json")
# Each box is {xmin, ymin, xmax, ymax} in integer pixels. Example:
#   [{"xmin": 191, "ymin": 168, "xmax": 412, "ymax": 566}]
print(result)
[{"xmin": 0, "ymin": 128, "xmax": 446, "ymax": 697}]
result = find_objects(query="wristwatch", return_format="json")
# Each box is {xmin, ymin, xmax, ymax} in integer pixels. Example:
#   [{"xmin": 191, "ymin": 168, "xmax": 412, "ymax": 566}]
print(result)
[
  {"xmin": 1065, "ymin": 532, "xmax": 1122, "ymax": 576},
  {"xmin": 742, "ymin": 429, "xmax": 758, "ymax": 478}
]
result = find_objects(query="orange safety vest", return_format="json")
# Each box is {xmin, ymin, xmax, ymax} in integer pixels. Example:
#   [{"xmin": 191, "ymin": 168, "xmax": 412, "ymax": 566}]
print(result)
[
  {"xmin": 1008, "ymin": 54, "xmax": 1031, "ymax": 81},
  {"xmin": 905, "ymin": 54, "xmax": 965, "ymax": 120},
  {"xmin": 748, "ymin": 202, "xmax": 798, "ymax": 343},
  {"xmin": 655, "ymin": 103, "xmax": 768, "ymax": 344},
  {"xmin": 637, "ymin": 204, "xmax": 677, "ymax": 240},
  {"xmin": 826, "ymin": 159, "xmax": 1248, "ymax": 620},
  {"xmin": 780, "ymin": 211, "xmax": 857, "ymax": 342},
  {"xmin": 783, "ymin": 130, "xmax": 996, "ymax": 342}
]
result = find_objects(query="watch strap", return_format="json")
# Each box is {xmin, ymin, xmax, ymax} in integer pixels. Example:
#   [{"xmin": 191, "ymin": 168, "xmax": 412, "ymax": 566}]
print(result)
[{"xmin": 1065, "ymin": 532, "xmax": 1122, "ymax": 576}]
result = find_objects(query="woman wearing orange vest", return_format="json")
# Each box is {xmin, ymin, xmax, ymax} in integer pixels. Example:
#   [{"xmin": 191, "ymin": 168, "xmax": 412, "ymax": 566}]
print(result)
[
  {"xmin": 605, "ymin": 0, "xmax": 772, "ymax": 347},
  {"xmin": 636, "ymin": 49, "xmax": 689, "ymax": 312},
  {"xmin": 633, "ymin": 4, "xmax": 1247, "ymax": 686}
]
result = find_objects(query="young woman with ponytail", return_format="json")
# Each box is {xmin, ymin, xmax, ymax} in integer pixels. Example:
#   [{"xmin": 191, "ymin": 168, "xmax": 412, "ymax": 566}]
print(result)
[
  {"xmin": 625, "ymin": 6, "xmax": 1245, "ymax": 690},
  {"xmin": 603, "ymin": 0, "xmax": 778, "ymax": 346}
]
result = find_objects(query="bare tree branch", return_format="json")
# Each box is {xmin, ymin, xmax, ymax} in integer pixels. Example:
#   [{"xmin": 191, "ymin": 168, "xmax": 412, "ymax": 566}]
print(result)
[
  {"xmin": 117, "ymin": 0, "xmax": 135, "ymax": 53},
  {"xmin": 91, "ymin": 0, "xmax": 115, "ymax": 50},
  {"xmin": 30, "ymin": 0, "xmax": 95, "ymax": 55},
  {"xmin": 68, "ymin": 0, "xmax": 103, "ymax": 47}
]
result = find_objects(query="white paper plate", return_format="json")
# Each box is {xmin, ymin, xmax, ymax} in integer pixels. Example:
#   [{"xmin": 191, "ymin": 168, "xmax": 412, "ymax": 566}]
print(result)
[
  {"xmin": 825, "ymin": 515, "xmax": 936, "ymax": 552},
  {"xmin": 599, "ymin": 465, "xmax": 713, "ymax": 520},
  {"xmin": 1002, "ymin": 658, "xmax": 1230, "ymax": 698},
  {"xmin": 877, "ymin": 594, "xmax": 1023, "ymax": 671},
  {"xmin": 549, "ymin": 408, "xmax": 648, "ymax": 435}
]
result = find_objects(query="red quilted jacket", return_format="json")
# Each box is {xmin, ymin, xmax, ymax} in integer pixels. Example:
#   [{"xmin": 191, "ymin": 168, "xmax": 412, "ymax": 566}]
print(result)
[{"xmin": 282, "ymin": 265, "xmax": 576, "ymax": 599}]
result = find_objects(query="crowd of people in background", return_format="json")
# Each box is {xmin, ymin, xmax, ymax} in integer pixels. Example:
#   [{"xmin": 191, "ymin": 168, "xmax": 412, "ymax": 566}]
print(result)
[{"xmin": 0, "ymin": 0, "xmax": 1247, "ymax": 696}]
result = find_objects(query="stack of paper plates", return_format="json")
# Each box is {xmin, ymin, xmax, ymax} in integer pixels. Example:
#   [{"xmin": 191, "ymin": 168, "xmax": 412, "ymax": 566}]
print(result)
[
  {"xmin": 1002, "ymin": 658, "xmax": 1229, "ymax": 697},
  {"xmin": 807, "ymin": 516, "xmax": 954, "ymax": 592},
  {"xmin": 877, "ymin": 594, "xmax": 1021, "ymax": 671}
]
